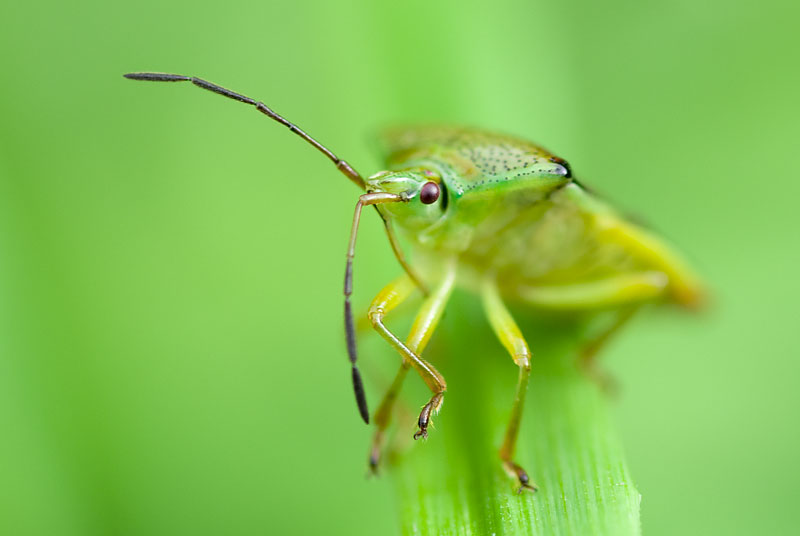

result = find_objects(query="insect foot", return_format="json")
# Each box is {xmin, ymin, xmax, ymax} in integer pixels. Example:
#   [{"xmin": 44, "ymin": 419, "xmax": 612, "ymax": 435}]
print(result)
[
  {"xmin": 578, "ymin": 357, "xmax": 621, "ymax": 398},
  {"xmin": 414, "ymin": 392, "xmax": 444, "ymax": 440},
  {"xmin": 502, "ymin": 460, "xmax": 539, "ymax": 494},
  {"xmin": 368, "ymin": 433, "xmax": 384, "ymax": 475}
]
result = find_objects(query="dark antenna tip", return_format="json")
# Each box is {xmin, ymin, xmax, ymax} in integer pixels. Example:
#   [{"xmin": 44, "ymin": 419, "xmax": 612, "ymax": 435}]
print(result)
[
  {"xmin": 352, "ymin": 366, "xmax": 370, "ymax": 424},
  {"xmin": 122, "ymin": 70, "xmax": 366, "ymax": 189},
  {"xmin": 123, "ymin": 72, "xmax": 190, "ymax": 82},
  {"xmin": 345, "ymin": 288, "xmax": 368, "ymax": 423}
]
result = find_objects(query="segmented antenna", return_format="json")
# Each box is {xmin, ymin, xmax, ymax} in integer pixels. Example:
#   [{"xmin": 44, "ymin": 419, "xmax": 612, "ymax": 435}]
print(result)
[
  {"xmin": 125, "ymin": 73, "xmax": 406, "ymax": 424},
  {"xmin": 123, "ymin": 72, "xmax": 366, "ymax": 190}
]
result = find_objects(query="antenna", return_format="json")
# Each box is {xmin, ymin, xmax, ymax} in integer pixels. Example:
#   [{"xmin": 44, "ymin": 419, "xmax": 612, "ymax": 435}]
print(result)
[
  {"xmin": 123, "ymin": 72, "xmax": 366, "ymax": 190},
  {"xmin": 125, "ymin": 72, "xmax": 417, "ymax": 423}
]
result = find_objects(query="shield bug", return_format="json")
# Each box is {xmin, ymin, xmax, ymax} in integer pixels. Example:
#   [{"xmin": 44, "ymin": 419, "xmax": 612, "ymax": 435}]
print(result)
[{"xmin": 123, "ymin": 72, "xmax": 704, "ymax": 493}]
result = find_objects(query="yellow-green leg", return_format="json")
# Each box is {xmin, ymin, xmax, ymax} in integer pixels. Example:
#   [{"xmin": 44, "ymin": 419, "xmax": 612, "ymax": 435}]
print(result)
[
  {"xmin": 579, "ymin": 306, "xmax": 638, "ymax": 395},
  {"xmin": 518, "ymin": 271, "xmax": 669, "ymax": 395},
  {"xmin": 481, "ymin": 279, "xmax": 537, "ymax": 493},
  {"xmin": 369, "ymin": 363, "xmax": 410, "ymax": 472},
  {"xmin": 368, "ymin": 266, "xmax": 456, "ymax": 469},
  {"xmin": 518, "ymin": 271, "xmax": 668, "ymax": 310}
]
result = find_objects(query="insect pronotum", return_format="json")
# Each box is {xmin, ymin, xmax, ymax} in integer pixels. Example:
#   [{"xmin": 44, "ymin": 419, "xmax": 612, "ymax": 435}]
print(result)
[{"xmin": 124, "ymin": 72, "xmax": 704, "ymax": 493}]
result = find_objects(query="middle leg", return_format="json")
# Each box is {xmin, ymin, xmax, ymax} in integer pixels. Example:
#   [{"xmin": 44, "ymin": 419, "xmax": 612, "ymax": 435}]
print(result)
[{"xmin": 481, "ymin": 278, "xmax": 537, "ymax": 493}]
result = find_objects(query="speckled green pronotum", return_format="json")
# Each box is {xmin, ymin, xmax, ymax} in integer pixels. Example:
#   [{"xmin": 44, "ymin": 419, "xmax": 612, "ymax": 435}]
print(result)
[{"xmin": 124, "ymin": 72, "xmax": 703, "ymax": 493}]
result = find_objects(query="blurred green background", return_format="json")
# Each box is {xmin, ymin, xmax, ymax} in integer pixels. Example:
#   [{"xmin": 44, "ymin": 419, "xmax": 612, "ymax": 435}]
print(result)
[{"xmin": 1, "ymin": 0, "xmax": 798, "ymax": 534}]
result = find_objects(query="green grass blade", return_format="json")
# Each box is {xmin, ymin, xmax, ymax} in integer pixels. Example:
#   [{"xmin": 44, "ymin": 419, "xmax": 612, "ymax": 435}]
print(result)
[{"xmin": 386, "ymin": 294, "xmax": 641, "ymax": 535}]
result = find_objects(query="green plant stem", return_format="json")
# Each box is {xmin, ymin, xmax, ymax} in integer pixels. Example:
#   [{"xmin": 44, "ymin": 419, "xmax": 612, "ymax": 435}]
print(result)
[{"xmin": 386, "ymin": 294, "xmax": 641, "ymax": 535}]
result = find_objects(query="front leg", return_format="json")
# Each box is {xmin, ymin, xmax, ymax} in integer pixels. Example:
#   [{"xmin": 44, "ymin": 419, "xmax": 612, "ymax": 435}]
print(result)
[{"xmin": 368, "ymin": 264, "xmax": 456, "ymax": 452}]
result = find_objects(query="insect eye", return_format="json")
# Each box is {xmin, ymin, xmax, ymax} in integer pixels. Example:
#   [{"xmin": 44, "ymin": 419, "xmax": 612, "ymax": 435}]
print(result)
[
  {"xmin": 549, "ymin": 156, "xmax": 572, "ymax": 178},
  {"xmin": 420, "ymin": 181, "xmax": 440, "ymax": 204}
]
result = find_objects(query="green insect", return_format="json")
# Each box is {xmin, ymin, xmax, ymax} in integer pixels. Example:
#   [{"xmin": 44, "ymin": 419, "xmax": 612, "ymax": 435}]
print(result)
[{"xmin": 124, "ymin": 72, "xmax": 704, "ymax": 493}]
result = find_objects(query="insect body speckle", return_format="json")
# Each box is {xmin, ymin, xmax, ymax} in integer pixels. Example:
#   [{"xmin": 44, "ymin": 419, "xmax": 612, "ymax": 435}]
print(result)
[{"xmin": 124, "ymin": 74, "xmax": 703, "ymax": 493}]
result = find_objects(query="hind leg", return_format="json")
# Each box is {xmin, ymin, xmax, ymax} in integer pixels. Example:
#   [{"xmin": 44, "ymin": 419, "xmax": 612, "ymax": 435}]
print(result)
[
  {"xmin": 519, "ymin": 272, "xmax": 666, "ymax": 396},
  {"xmin": 578, "ymin": 306, "xmax": 638, "ymax": 395}
]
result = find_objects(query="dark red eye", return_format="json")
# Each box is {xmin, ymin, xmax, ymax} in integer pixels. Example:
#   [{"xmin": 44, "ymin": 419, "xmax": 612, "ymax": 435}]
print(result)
[{"xmin": 420, "ymin": 181, "xmax": 440, "ymax": 204}]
